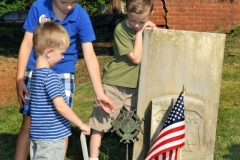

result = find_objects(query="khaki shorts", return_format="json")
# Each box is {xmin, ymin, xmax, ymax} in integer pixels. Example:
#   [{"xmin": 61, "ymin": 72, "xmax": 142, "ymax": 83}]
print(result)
[{"xmin": 89, "ymin": 84, "xmax": 138, "ymax": 132}]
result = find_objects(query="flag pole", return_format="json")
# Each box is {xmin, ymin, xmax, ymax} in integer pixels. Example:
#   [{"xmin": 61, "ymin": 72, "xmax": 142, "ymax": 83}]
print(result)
[
  {"xmin": 183, "ymin": 84, "xmax": 186, "ymax": 93},
  {"xmin": 178, "ymin": 84, "xmax": 186, "ymax": 160}
]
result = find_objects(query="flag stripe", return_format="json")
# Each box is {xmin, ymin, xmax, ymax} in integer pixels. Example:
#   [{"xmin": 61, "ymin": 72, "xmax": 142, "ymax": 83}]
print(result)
[
  {"xmin": 153, "ymin": 123, "xmax": 185, "ymax": 145},
  {"xmin": 146, "ymin": 123, "xmax": 185, "ymax": 157},
  {"xmin": 146, "ymin": 139, "xmax": 184, "ymax": 159},
  {"xmin": 152, "ymin": 130, "xmax": 185, "ymax": 151}
]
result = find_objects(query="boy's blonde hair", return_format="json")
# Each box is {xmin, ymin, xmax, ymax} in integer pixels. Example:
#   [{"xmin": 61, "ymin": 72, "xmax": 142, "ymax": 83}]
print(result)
[
  {"xmin": 33, "ymin": 21, "xmax": 70, "ymax": 56},
  {"xmin": 126, "ymin": 0, "xmax": 154, "ymax": 15}
]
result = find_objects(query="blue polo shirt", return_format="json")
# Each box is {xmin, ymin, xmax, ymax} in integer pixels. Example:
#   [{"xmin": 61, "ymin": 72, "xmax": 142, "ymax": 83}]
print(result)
[{"xmin": 24, "ymin": 0, "xmax": 96, "ymax": 74}]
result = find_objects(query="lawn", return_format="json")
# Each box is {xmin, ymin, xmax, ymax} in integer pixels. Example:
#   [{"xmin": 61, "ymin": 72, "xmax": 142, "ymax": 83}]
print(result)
[{"xmin": 0, "ymin": 25, "xmax": 240, "ymax": 160}]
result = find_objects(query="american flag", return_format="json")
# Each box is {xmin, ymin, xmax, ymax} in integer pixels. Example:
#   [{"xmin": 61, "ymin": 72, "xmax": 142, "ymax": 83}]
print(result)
[{"xmin": 145, "ymin": 91, "xmax": 185, "ymax": 160}]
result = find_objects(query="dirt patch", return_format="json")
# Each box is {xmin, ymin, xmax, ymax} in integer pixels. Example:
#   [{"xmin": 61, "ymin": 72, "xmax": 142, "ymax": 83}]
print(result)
[
  {"xmin": 0, "ymin": 57, "xmax": 18, "ymax": 105},
  {"xmin": 0, "ymin": 39, "xmax": 113, "ymax": 106}
]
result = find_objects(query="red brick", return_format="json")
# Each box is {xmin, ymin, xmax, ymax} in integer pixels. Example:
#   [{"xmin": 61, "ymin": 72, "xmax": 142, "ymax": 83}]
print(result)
[
  {"xmin": 200, "ymin": 0, "xmax": 207, "ymax": 4},
  {"xmin": 201, "ymin": 17, "xmax": 215, "ymax": 21},
  {"xmin": 184, "ymin": 25, "xmax": 200, "ymax": 31},
  {"xmin": 178, "ymin": 17, "xmax": 188, "ymax": 21},
  {"xmin": 150, "ymin": 0, "xmax": 240, "ymax": 32},
  {"xmin": 208, "ymin": 13, "xmax": 220, "ymax": 17},
  {"xmin": 222, "ymin": 4, "xmax": 234, "ymax": 9},
  {"xmin": 195, "ymin": 21, "xmax": 207, "ymax": 25},
  {"xmin": 167, "ymin": 3, "xmax": 181, "ymax": 8},
  {"xmin": 233, "ymin": 5, "xmax": 240, "ymax": 9},
  {"xmin": 232, "ymin": 9, "xmax": 240, "ymax": 14},
  {"xmin": 168, "ymin": 12, "xmax": 182, "ymax": 16},
  {"xmin": 188, "ymin": 8, "xmax": 201, "ymax": 13},
  {"xmin": 167, "ymin": 17, "xmax": 175, "ymax": 21},
  {"xmin": 153, "ymin": 12, "xmax": 166, "ymax": 16},
  {"xmin": 157, "ymin": 8, "xmax": 165, "ymax": 12},
  {"xmin": 201, "ymin": 8, "xmax": 214, "ymax": 13},
  {"xmin": 172, "ymin": 0, "xmax": 181, "ymax": 3},
  {"xmin": 195, "ymin": 4, "xmax": 209, "ymax": 8},
  {"xmin": 233, "ymin": 13, "xmax": 240, "ymax": 17},
  {"xmin": 154, "ymin": 2, "xmax": 163, "ymax": 8},
  {"xmin": 181, "ymin": 4, "xmax": 195, "ymax": 8},
  {"xmin": 188, "ymin": 17, "xmax": 202, "ymax": 21},
  {"xmin": 182, "ymin": 13, "xmax": 195, "ymax": 16},
  {"xmin": 168, "ymin": 21, "xmax": 181, "ymax": 25},
  {"xmin": 213, "ymin": 9, "xmax": 227, "ymax": 13},
  {"xmin": 195, "ymin": 13, "xmax": 208, "ymax": 17},
  {"xmin": 173, "ymin": 25, "xmax": 185, "ymax": 30},
  {"xmin": 208, "ymin": 4, "xmax": 221, "ymax": 9},
  {"xmin": 181, "ymin": 21, "xmax": 195, "ymax": 25}
]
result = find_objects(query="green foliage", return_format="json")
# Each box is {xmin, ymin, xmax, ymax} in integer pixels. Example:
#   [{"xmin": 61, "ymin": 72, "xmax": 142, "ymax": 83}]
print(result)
[
  {"xmin": 0, "ymin": 0, "xmax": 31, "ymax": 15},
  {"xmin": 229, "ymin": 23, "xmax": 240, "ymax": 44},
  {"xmin": 0, "ymin": 0, "xmax": 110, "ymax": 16},
  {"xmin": 78, "ymin": 0, "xmax": 109, "ymax": 15},
  {"xmin": 230, "ymin": 23, "xmax": 239, "ymax": 37}
]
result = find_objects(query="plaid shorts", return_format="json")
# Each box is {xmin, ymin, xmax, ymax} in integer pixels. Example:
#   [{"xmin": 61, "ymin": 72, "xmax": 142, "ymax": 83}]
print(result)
[{"xmin": 19, "ymin": 69, "xmax": 75, "ymax": 116}]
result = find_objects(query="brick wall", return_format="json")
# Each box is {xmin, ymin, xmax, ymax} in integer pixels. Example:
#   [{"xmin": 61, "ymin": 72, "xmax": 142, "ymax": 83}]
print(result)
[{"xmin": 151, "ymin": 0, "xmax": 240, "ymax": 32}]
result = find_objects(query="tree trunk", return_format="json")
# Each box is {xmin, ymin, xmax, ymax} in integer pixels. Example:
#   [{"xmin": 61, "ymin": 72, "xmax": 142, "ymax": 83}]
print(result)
[{"xmin": 109, "ymin": 0, "xmax": 122, "ymax": 14}]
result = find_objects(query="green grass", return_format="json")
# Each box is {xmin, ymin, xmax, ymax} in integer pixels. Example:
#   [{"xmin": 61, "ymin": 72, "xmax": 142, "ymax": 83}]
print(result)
[{"xmin": 0, "ymin": 33, "xmax": 240, "ymax": 159}]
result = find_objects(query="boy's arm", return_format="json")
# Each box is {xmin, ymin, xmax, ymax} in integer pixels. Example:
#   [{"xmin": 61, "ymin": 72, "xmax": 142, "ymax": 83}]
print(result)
[
  {"xmin": 81, "ymin": 42, "xmax": 115, "ymax": 114},
  {"xmin": 16, "ymin": 31, "xmax": 33, "ymax": 107},
  {"xmin": 53, "ymin": 96, "xmax": 91, "ymax": 135},
  {"xmin": 127, "ymin": 21, "xmax": 156, "ymax": 64}
]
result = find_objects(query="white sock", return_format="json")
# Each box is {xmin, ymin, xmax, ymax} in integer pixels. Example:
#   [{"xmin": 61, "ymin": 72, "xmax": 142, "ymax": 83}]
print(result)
[{"xmin": 89, "ymin": 158, "xmax": 99, "ymax": 160}]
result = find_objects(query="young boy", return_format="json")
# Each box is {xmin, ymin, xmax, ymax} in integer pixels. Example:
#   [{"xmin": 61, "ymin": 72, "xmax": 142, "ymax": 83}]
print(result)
[
  {"xmin": 15, "ymin": 0, "xmax": 115, "ymax": 159},
  {"xmin": 29, "ymin": 21, "xmax": 90, "ymax": 159},
  {"xmin": 88, "ymin": 0, "xmax": 156, "ymax": 159}
]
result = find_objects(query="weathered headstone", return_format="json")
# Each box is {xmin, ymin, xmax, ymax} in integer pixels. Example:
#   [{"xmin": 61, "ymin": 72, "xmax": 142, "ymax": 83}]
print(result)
[{"xmin": 132, "ymin": 29, "xmax": 226, "ymax": 160}]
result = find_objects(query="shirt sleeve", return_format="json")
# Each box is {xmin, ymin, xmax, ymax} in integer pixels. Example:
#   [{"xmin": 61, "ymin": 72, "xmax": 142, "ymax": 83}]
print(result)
[
  {"xmin": 23, "ymin": 2, "xmax": 40, "ymax": 33},
  {"xmin": 45, "ymin": 74, "xmax": 63, "ymax": 100},
  {"xmin": 76, "ymin": 8, "xmax": 96, "ymax": 43},
  {"xmin": 114, "ymin": 27, "xmax": 134, "ymax": 56}
]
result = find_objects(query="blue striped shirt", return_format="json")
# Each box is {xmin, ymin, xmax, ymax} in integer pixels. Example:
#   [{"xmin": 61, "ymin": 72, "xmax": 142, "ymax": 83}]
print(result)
[{"xmin": 29, "ymin": 68, "xmax": 71, "ymax": 140}]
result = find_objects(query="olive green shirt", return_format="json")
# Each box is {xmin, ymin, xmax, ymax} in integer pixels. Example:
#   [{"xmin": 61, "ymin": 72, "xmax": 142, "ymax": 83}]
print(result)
[{"xmin": 102, "ymin": 20, "xmax": 140, "ymax": 88}]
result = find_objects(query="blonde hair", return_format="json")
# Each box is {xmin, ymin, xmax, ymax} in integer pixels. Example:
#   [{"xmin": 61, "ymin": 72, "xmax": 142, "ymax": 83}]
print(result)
[
  {"xmin": 33, "ymin": 21, "xmax": 70, "ymax": 56},
  {"xmin": 126, "ymin": 0, "xmax": 154, "ymax": 15}
]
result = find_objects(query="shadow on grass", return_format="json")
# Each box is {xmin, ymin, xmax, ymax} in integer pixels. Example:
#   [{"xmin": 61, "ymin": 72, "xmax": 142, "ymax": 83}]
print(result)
[
  {"xmin": 222, "ymin": 144, "xmax": 240, "ymax": 159},
  {"xmin": 0, "ymin": 133, "xmax": 18, "ymax": 159},
  {"xmin": 68, "ymin": 126, "xmax": 132, "ymax": 160},
  {"xmin": 0, "ymin": 23, "xmax": 24, "ymax": 58},
  {"xmin": 0, "ymin": 127, "xmax": 131, "ymax": 160}
]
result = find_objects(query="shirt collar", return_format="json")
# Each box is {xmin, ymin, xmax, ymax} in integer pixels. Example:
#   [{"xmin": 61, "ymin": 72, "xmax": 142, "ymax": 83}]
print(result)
[{"xmin": 44, "ymin": 1, "xmax": 77, "ymax": 23}]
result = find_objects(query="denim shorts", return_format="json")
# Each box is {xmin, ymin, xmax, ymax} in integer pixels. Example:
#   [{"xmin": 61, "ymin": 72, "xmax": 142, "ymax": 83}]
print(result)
[
  {"xmin": 19, "ymin": 69, "xmax": 75, "ymax": 116},
  {"xmin": 30, "ymin": 139, "xmax": 65, "ymax": 160}
]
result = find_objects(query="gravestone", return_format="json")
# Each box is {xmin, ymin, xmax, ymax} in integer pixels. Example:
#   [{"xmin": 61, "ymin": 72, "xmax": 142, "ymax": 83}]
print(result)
[{"xmin": 132, "ymin": 29, "xmax": 226, "ymax": 160}]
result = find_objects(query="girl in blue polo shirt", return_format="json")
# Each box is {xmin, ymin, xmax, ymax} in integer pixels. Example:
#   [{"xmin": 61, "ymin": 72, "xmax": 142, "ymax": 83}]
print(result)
[{"xmin": 15, "ymin": 0, "xmax": 115, "ymax": 159}]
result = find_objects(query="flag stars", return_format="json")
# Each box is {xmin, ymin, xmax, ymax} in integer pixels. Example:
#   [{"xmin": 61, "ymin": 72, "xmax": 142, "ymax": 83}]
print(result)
[{"xmin": 162, "ymin": 92, "xmax": 185, "ymax": 127}]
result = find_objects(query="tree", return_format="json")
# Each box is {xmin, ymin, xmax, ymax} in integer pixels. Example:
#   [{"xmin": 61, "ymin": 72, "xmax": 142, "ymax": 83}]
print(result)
[
  {"xmin": 109, "ymin": 0, "xmax": 122, "ymax": 14},
  {"xmin": 0, "ymin": 0, "xmax": 32, "ymax": 15}
]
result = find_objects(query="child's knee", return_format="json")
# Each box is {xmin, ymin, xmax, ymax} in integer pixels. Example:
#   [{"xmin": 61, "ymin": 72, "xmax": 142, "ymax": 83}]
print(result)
[{"xmin": 91, "ymin": 129, "xmax": 104, "ymax": 137}]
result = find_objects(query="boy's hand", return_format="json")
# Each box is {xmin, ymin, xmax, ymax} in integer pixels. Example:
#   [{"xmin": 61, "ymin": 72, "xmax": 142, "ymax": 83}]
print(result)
[
  {"xmin": 138, "ymin": 21, "xmax": 156, "ymax": 33},
  {"xmin": 16, "ymin": 79, "xmax": 30, "ymax": 107},
  {"xmin": 96, "ymin": 94, "xmax": 116, "ymax": 114},
  {"xmin": 145, "ymin": 21, "xmax": 156, "ymax": 29},
  {"xmin": 80, "ymin": 123, "xmax": 91, "ymax": 135}
]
